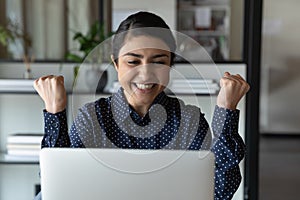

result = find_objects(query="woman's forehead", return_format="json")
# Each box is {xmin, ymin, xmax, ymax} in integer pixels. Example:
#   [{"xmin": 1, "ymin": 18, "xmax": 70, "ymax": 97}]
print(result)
[{"xmin": 119, "ymin": 35, "xmax": 171, "ymax": 56}]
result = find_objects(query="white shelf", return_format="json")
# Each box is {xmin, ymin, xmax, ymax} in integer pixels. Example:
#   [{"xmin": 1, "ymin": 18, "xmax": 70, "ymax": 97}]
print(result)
[{"xmin": 0, "ymin": 79, "xmax": 35, "ymax": 93}]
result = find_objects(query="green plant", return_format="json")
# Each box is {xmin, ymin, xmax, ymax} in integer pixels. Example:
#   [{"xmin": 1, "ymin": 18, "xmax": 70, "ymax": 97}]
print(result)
[
  {"xmin": 65, "ymin": 21, "xmax": 113, "ymax": 86},
  {"xmin": 0, "ymin": 18, "xmax": 32, "ymax": 57},
  {"xmin": 65, "ymin": 21, "xmax": 112, "ymax": 63},
  {"xmin": 0, "ymin": 25, "xmax": 14, "ymax": 46}
]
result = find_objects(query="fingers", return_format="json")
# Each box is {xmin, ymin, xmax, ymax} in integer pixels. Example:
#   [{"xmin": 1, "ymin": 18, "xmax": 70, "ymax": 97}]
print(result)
[
  {"xmin": 34, "ymin": 75, "xmax": 65, "ymax": 95},
  {"xmin": 37, "ymin": 75, "xmax": 64, "ymax": 81},
  {"xmin": 217, "ymin": 72, "xmax": 250, "ymax": 110},
  {"xmin": 220, "ymin": 72, "xmax": 250, "ymax": 88},
  {"xmin": 34, "ymin": 75, "xmax": 64, "ymax": 85},
  {"xmin": 222, "ymin": 72, "xmax": 246, "ymax": 84},
  {"xmin": 230, "ymin": 73, "xmax": 250, "ymax": 92},
  {"xmin": 224, "ymin": 72, "xmax": 245, "ymax": 81},
  {"xmin": 33, "ymin": 75, "xmax": 67, "ymax": 114},
  {"xmin": 220, "ymin": 72, "xmax": 250, "ymax": 92}
]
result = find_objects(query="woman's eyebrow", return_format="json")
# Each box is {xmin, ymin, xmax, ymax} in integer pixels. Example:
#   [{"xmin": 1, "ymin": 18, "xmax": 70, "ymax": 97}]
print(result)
[
  {"xmin": 151, "ymin": 54, "xmax": 169, "ymax": 59},
  {"xmin": 123, "ymin": 52, "xmax": 143, "ymax": 58},
  {"xmin": 122, "ymin": 53, "xmax": 169, "ymax": 59}
]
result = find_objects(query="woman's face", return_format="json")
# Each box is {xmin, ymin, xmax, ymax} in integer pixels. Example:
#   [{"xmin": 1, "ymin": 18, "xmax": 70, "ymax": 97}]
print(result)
[{"xmin": 113, "ymin": 35, "xmax": 171, "ymax": 109}]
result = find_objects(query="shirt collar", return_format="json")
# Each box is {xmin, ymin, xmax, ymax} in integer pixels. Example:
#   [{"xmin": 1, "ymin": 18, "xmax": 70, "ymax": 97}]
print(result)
[{"xmin": 111, "ymin": 87, "xmax": 169, "ymax": 123}]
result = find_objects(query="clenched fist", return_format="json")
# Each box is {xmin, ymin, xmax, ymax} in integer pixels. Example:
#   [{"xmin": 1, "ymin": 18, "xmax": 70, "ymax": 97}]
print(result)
[
  {"xmin": 34, "ymin": 75, "xmax": 67, "ymax": 114},
  {"xmin": 217, "ymin": 72, "xmax": 250, "ymax": 110}
]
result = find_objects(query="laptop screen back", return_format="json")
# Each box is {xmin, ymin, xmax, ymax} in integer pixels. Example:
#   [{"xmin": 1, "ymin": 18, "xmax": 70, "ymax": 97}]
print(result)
[{"xmin": 40, "ymin": 148, "xmax": 215, "ymax": 200}]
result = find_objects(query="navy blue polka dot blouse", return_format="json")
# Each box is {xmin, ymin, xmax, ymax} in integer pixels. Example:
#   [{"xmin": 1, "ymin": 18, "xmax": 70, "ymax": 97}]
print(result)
[{"xmin": 41, "ymin": 88, "xmax": 245, "ymax": 200}]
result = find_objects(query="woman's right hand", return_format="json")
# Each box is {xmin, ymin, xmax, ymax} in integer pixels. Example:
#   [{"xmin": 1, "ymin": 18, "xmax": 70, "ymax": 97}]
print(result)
[{"xmin": 34, "ymin": 75, "xmax": 67, "ymax": 114}]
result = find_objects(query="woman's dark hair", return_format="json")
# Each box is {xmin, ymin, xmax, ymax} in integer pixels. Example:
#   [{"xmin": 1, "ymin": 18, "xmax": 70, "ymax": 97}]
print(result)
[{"xmin": 112, "ymin": 11, "xmax": 176, "ymax": 65}]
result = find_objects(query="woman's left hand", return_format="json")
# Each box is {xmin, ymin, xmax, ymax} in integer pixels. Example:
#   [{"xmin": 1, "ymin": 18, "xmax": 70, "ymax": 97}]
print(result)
[{"xmin": 217, "ymin": 72, "xmax": 250, "ymax": 110}]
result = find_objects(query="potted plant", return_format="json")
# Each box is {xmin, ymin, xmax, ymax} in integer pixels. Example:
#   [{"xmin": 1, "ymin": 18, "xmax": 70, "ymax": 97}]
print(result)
[
  {"xmin": 0, "ymin": 19, "xmax": 33, "ymax": 78},
  {"xmin": 0, "ymin": 19, "xmax": 32, "ymax": 56},
  {"xmin": 65, "ymin": 21, "xmax": 112, "ymax": 92}
]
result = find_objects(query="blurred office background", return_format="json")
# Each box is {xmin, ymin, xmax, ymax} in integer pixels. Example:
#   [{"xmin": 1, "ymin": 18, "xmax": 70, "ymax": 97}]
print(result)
[
  {"xmin": 0, "ymin": 0, "xmax": 300, "ymax": 199},
  {"xmin": 259, "ymin": 0, "xmax": 300, "ymax": 199}
]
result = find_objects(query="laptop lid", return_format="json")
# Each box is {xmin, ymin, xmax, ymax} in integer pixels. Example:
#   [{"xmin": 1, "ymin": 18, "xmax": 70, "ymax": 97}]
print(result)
[{"xmin": 40, "ymin": 148, "xmax": 215, "ymax": 200}]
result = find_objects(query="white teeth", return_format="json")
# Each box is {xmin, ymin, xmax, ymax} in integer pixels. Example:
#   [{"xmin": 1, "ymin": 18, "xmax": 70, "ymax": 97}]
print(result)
[{"xmin": 136, "ymin": 83, "xmax": 154, "ymax": 89}]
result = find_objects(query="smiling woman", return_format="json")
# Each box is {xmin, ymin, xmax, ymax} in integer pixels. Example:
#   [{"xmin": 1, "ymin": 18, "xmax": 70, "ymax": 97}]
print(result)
[
  {"xmin": 109, "ymin": 11, "xmax": 177, "ymax": 116},
  {"xmin": 33, "ymin": 11, "xmax": 249, "ymax": 200}
]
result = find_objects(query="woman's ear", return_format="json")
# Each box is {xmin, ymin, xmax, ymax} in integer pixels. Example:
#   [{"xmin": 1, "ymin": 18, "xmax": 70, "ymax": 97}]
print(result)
[{"xmin": 111, "ymin": 55, "xmax": 118, "ymax": 71}]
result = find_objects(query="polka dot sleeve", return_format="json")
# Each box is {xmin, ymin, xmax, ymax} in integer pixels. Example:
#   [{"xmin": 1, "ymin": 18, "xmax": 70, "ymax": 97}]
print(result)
[
  {"xmin": 211, "ymin": 105, "xmax": 246, "ymax": 200},
  {"xmin": 211, "ymin": 105, "xmax": 245, "ymax": 165},
  {"xmin": 42, "ymin": 109, "xmax": 70, "ymax": 148}
]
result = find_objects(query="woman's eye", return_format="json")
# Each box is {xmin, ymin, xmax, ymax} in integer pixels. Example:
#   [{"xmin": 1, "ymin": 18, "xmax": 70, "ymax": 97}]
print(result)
[
  {"xmin": 127, "ymin": 60, "xmax": 140, "ymax": 65},
  {"xmin": 153, "ymin": 61, "xmax": 166, "ymax": 65}
]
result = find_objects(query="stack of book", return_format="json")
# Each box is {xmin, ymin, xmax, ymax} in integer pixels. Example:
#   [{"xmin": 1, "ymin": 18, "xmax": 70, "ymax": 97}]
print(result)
[
  {"xmin": 168, "ymin": 78, "xmax": 219, "ymax": 94},
  {"xmin": 5, "ymin": 133, "xmax": 43, "ymax": 161}
]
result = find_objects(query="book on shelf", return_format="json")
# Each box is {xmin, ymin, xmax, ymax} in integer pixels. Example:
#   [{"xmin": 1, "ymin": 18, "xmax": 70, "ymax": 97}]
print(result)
[
  {"xmin": 170, "ymin": 83, "xmax": 220, "ymax": 89},
  {"xmin": 168, "ymin": 88, "xmax": 219, "ymax": 94},
  {"xmin": 6, "ymin": 133, "xmax": 43, "ymax": 158},
  {"xmin": 6, "ymin": 143, "xmax": 41, "ymax": 150},
  {"xmin": 170, "ymin": 78, "xmax": 216, "ymax": 84},
  {"xmin": 6, "ymin": 133, "xmax": 44, "ymax": 144},
  {"xmin": 6, "ymin": 149, "xmax": 40, "ymax": 157},
  {"xmin": 3, "ymin": 154, "xmax": 39, "ymax": 162},
  {"xmin": 169, "ymin": 78, "xmax": 219, "ymax": 94}
]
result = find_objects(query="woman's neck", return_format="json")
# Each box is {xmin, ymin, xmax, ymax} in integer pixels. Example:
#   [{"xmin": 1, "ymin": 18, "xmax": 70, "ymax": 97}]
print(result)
[{"xmin": 130, "ymin": 104, "xmax": 150, "ymax": 117}]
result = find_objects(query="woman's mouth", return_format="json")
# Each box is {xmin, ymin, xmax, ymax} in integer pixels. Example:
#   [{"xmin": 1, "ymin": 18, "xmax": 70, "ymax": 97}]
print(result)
[{"xmin": 135, "ymin": 83, "xmax": 155, "ymax": 90}]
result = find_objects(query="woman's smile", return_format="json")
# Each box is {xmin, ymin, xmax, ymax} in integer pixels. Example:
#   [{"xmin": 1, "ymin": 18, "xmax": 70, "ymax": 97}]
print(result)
[{"xmin": 135, "ymin": 83, "xmax": 155, "ymax": 90}]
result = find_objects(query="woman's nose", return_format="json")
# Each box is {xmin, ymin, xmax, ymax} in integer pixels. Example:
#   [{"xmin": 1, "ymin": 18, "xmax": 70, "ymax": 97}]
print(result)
[{"xmin": 137, "ymin": 64, "xmax": 154, "ymax": 80}]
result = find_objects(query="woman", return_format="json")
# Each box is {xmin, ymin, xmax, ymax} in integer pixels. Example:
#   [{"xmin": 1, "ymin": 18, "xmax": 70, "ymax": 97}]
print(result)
[{"xmin": 34, "ymin": 12, "xmax": 249, "ymax": 200}]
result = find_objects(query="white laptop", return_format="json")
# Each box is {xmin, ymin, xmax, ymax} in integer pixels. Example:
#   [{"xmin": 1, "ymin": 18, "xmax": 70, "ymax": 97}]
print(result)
[{"xmin": 39, "ymin": 148, "xmax": 215, "ymax": 200}]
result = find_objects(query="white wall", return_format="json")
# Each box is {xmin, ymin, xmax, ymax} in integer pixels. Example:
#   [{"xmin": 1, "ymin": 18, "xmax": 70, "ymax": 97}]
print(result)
[
  {"xmin": 260, "ymin": 0, "xmax": 300, "ymax": 133},
  {"xmin": 230, "ymin": 0, "xmax": 244, "ymax": 60},
  {"xmin": 112, "ymin": 0, "xmax": 176, "ymax": 30},
  {"xmin": 0, "ymin": 165, "xmax": 40, "ymax": 200}
]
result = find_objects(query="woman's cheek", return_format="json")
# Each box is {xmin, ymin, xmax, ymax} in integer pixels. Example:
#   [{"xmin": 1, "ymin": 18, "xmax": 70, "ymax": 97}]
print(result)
[
  {"xmin": 154, "ymin": 65, "xmax": 170, "ymax": 87},
  {"xmin": 118, "ymin": 67, "xmax": 137, "ymax": 84}
]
